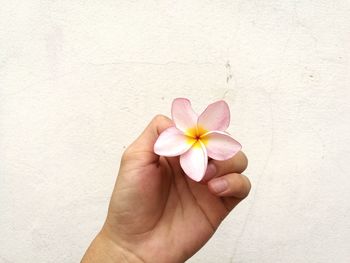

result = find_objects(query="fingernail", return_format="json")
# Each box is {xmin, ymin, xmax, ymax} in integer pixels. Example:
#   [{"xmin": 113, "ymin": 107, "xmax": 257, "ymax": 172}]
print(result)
[
  {"xmin": 210, "ymin": 179, "xmax": 228, "ymax": 193},
  {"xmin": 204, "ymin": 163, "xmax": 217, "ymax": 180}
]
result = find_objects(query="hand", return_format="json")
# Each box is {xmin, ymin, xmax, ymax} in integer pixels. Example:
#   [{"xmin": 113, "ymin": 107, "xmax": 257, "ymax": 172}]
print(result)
[{"xmin": 82, "ymin": 115, "xmax": 250, "ymax": 263}]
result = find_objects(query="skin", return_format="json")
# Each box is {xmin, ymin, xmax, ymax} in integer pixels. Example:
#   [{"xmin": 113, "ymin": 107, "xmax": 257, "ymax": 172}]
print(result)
[{"xmin": 82, "ymin": 115, "xmax": 251, "ymax": 263}]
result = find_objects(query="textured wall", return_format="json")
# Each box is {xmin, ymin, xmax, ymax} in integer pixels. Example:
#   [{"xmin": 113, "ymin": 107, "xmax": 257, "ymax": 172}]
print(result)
[{"xmin": 1, "ymin": 1, "xmax": 350, "ymax": 262}]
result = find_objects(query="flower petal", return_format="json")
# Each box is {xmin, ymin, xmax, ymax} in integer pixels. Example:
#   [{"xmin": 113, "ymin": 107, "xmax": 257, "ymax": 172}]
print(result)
[
  {"xmin": 171, "ymin": 98, "xmax": 198, "ymax": 133},
  {"xmin": 202, "ymin": 131, "xmax": 241, "ymax": 160},
  {"xmin": 154, "ymin": 127, "xmax": 195, "ymax": 157},
  {"xmin": 197, "ymin": 100, "xmax": 230, "ymax": 131},
  {"xmin": 180, "ymin": 141, "xmax": 208, "ymax": 182}
]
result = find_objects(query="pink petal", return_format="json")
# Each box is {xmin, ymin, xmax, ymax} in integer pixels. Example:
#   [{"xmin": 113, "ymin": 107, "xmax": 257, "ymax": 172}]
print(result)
[
  {"xmin": 180, "ymin": 141, "xmax": 208, "ymax": 182},
  {"xmin": 154, "ymin": 127, "xmax": 195, "ymax": 157},
  {"xmin": 202, "ymin": 131, "xmax": 241, "ymax": 160},
  {"xmin": 171, "ymin": 98, "xmax": 198, "ymax": 133},
  {"xmin": 197, "ymin": 100, "xmax": 230, "ymax": 131}
]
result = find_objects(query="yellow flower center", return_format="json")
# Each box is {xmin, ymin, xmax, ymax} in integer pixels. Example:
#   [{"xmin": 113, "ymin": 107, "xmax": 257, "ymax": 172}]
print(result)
[{"xmin": 185, "ymin": 125, "xmax": 208, "ymax": 148}]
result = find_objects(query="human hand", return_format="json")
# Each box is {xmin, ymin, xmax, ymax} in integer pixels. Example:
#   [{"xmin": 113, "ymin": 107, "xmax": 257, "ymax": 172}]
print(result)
[{"xmin": 82, "ymin": 115, "xmax": 250, "ymax": 263}]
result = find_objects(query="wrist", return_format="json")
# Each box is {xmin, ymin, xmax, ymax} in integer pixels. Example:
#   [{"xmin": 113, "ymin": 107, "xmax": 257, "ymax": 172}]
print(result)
[{"xmin": 82, "ymin": 231, "xmax": 144, "ymax": 263}]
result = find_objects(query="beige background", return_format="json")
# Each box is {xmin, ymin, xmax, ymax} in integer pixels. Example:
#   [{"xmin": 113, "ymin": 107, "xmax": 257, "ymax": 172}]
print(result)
[{"xmin": 1, "ymin": 1, "xmax": 350, "ymax": 262}]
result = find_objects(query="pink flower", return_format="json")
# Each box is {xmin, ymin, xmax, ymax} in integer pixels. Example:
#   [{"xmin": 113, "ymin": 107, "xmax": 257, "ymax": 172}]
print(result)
[{"xmin": 154, "ymin": 98, "xmax": 242, "ymax": 182}]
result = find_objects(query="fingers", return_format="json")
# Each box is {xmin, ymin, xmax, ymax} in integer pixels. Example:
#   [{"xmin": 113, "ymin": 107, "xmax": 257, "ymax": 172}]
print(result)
[
  {"xmin": 207, "ymin": 172, "xmax": 251, "ymax": 211},
  {"xmin": 202, "ymin": 151, "xmax": 248, "ymax": 182},
  {"xmin": 208, "ymin": 173, "xmax": 251, "ymax": 198},
  {"xmin": 204, "ymin": 153, "xmax": 250, "ymax": 211},
  {"xmin": 123, "ymin": 115, "xmax": 173, "ymax": 159}
]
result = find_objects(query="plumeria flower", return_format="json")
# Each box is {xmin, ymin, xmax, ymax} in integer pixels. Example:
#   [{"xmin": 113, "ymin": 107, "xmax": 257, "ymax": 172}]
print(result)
[{"xmin": 154, "ymin": 98, "xmax": 242, "ymax": 182}]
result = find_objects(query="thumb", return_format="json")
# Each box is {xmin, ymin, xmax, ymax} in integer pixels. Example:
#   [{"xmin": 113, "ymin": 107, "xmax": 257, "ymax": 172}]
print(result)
[{"xmin": 123, "ymin": 115, "xmax": 174, "ymax": 164}]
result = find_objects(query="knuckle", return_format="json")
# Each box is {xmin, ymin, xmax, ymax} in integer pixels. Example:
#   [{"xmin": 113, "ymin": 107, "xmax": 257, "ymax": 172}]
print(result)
[
  {"xmin": 230, "ymin": 173, "xmax": 251, "ymax": 199},
  {"xmin": 240, "ymin": 175, "xmax": 251, "ymax": 198},
  {"xmin": 233, "ymin": 175, "xmax": 245, "ymax": 190},
  {"xmin": 234, "ymin": 151, "xmax": 248, "ymax": 173},
  {"xmin": 121, "ymin": 147, "xmax": 133, "ymax": 163},
  {"xmin": 241, "ymin": 152, "xmax": 248, "ymax": 170}
]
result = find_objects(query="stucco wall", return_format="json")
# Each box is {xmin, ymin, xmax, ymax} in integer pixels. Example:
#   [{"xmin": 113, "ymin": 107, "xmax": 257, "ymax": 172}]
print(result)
[{"xmin": 1, "ymin": 1, "xmax": 349, "ymax": 262}]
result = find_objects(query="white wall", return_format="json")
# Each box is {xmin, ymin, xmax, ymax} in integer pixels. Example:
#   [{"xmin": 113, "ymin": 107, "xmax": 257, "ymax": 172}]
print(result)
[{"xmin": 1, "ymin": 1, "xmax": 349, "ymax": 262}]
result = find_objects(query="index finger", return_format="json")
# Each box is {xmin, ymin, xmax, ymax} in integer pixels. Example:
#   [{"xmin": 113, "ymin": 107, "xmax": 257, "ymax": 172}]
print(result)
[
  {"xmin": 123, "ymin": 115, "xmax": 173, "ymax": 164},
  {"xmin": 202, "ymin": 151, "xmax": 248, "ymax": 182}
]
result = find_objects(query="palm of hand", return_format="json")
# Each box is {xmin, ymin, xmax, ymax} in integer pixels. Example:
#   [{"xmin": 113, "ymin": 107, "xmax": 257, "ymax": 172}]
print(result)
[
  {"xmin": 82, "ymin": 116, "xmax": 249, "ymax": 263},
  {"xmin": 105, "ymin": 151, "xmax": 233, "ymax": 263}
]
